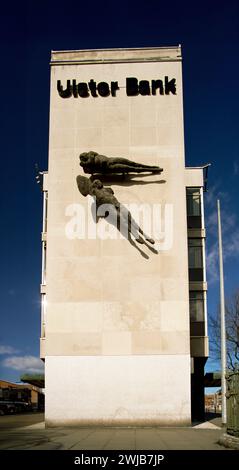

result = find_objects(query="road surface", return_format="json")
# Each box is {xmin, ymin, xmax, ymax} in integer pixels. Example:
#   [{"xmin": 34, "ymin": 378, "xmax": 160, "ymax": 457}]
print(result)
[{"xmin": 0, "ymin": 412, "xmax": 44, "ymax": 429}]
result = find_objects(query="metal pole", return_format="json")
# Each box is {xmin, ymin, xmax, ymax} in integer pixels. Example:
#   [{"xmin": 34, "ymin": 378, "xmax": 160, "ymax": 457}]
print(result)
[{"xmin": 217, "ymin": 199, "xmax": 227, "ymax": 425}]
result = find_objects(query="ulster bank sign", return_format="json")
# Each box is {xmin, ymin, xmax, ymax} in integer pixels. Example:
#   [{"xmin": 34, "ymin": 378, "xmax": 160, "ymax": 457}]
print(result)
[{"xmin": 57, "ymin": 76, "xmax": 177, "ymax": 98}]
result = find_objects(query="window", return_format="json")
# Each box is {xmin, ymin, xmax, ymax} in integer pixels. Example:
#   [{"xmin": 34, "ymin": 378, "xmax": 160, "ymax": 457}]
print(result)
[
  {"xmin": 188, "ymin": 238, "xmax": 204, "ymax": 281},
  {"xmin": 190, "ymin": 291, "xmax": 204, "ymax": 322},
  {"xmin": 186, "ymin": 188, "xmax": 202, "ymax": 229},
  {"xmin": 188, "ymin": 238, "xmax": 203, "ymax": 268},
  {"xmin": 186, "ymin": 188, "xmax": 201, "ymax": 216}
]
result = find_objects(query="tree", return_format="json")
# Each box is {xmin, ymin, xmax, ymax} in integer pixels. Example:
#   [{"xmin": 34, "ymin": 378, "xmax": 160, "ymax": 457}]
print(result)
[{"xmin": 209, "ymin": 290, "xmax": 239, "ymax": 370}]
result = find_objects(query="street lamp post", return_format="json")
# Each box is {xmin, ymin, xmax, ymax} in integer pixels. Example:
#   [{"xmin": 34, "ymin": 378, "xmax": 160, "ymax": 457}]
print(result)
[{"xmin": 217, "ymin": 199, "xmax": 227, "ymax": 425}]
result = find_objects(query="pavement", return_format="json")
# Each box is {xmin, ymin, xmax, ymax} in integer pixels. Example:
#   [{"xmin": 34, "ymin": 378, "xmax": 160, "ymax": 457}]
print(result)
[
  {"xmin": 0, "ymin": 412, "xmax": 44, "ymax": 430},
  {"xmin": 0, "ymin": 412, "xmax": 233, "ymax": 450}
]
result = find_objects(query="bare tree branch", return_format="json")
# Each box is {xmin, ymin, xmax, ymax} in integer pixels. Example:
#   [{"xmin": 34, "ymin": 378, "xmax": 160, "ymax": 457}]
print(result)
[{"xmin": 208, "ymin": 289, "xmax": 239, "ymax": 371}]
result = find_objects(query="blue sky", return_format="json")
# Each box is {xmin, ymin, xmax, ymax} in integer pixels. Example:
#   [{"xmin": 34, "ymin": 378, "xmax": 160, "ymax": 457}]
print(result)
[{"xmin": 0, "ymin": 0, "xmax": 238, "ymax": 384}]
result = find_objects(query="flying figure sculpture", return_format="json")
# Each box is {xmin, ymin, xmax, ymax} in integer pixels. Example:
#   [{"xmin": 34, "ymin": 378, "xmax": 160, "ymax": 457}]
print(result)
[
  {"xmin": 76, "ymin": 175, "xmax": 155, "ymax": 246},
  {"xmin": 79, "ymin": 151, "xmax": 163, "ymax": 175}
]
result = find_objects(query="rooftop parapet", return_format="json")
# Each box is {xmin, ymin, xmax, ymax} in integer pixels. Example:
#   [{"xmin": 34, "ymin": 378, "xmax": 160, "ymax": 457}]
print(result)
[{"xmin": 51, "ymin": 46, "xmax": 182, "ymax": 65}]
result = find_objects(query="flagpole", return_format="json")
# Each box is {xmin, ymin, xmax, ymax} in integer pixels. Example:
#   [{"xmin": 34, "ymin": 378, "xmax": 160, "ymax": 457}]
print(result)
[{"xmin": 217, "ymin": 199, "xmax": 227, "ymax": 425}]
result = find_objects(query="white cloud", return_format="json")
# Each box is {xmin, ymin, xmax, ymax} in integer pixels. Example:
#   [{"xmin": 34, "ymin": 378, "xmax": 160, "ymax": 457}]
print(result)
[
  {"xmin": 206, "ymin": 209, "xmax": 236, "ymax": 236},
  {"xmin": 204, "ymin": 184, "xmax": 219, "ymax": 208},
  {"xmin": 206, "ymin": 242, "xmax": 219, "ymax": 284},
  {"xmin": 0, "ymin": 345, "xmax": 19, "ymax": 355},
  {"xmin": 206, "ymin": 227, "xmax": 239, "ymax": 284},
  {"xmin": 204, "ymin": 183, "xmax": 239, "ymax": 284},
  {"xmin": 206, "ymin": 210, "xmax": 218, "ymax": 234},
  {"xmin": 205, "ymin": 185, "xmax": 230, "ymax": 209},
  {"xmin": 2, "ymin": 355, "xmax": 44, "ymax": 373},
  {"xmin": 224, "ymin": 228, "xmax": 239, "ymax": 258}
]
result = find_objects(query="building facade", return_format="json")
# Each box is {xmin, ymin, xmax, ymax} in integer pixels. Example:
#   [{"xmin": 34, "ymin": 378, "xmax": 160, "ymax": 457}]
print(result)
[{"xmin": 40, "ymin": 46, "xmax": 208, "ymax": 426}]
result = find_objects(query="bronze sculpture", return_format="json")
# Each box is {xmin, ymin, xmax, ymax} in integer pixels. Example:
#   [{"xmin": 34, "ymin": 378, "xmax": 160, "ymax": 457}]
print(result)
[
  {"xmin": 79, "ymin": 151, "xmax": 163, "ymax": 175},
  {"xmin": 76, "ymin": 175, "xmax": 155, "ymax": 246}
]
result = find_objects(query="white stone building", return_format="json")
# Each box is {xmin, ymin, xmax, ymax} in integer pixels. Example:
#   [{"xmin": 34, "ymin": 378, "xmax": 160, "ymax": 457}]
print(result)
[{"xmin": 40, "ymin": 46, "xmax": 208, "ymax": 426}]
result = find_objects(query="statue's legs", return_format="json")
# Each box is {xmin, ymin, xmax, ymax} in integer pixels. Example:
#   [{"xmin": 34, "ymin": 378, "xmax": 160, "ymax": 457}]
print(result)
[
  {"xmin": 128, "ymin": 214, "xmax": 155, "ymax": 245},
  {"xmin": 117, "ymin": 205, "xmax": 155, "ymax": 245},
  {"xmin": 111, "ymin": 157, "xmax": 158, "ymax": 168},
  {"xmin": 137, "ymin": 226, "xmax": 155, "ymax": 244},
  {"xmin": 109, "ymin": 163, "xmax": 162, "ymax": 173}
]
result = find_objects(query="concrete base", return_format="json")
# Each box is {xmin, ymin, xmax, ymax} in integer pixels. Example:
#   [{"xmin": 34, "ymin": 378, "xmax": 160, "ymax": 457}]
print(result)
[
  {"xmin": 45, "ymin": 355, "xmax": 191, "ymax": 427},
  {"xmin": 218, "ymin": 432, "xmax": 239, "ymax": 450}
]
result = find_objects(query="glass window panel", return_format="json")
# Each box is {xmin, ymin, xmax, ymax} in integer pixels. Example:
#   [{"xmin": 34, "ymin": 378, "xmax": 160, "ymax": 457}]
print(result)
[
  {"xmin": 186, "ymin": 188, "xmax": 201, "ymax": 216},
  {"xmin": 190, "ymin": 292, "xmax": 204, "ymax": 322},
  {"xmin": 188, "ymin": 239, "xmax": 203, "ymax": 268},
  {"xmin": 188, "ymin": 238, "xmax": 202, "ymax": 247},
  {"xmin": 188, "ymin": 246, "xmax": 203, "ymax": 268},
  {"xmin": 187, "ymin": 188, "xmax": 200, "ymax": 195}
]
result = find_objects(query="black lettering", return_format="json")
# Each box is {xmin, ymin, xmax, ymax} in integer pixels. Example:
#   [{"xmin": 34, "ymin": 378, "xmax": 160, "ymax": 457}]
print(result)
[
  {"xmin": 151, "ymin": 79, "xmax": 164, "ymax": 95},
  {"xmin": 78, "ymin": 83, "xmax": 89, "ymax": 98},
  {"xmin": 165, "ymin": 76, "xmax": 176, "ymax": 95},
  {"xmin": 72, "ymin": 80, "xmax": 78, "ymax": 98},
  {"xmin": 88, "ymin": 79, "xmax": 98, "ymax": 97},
  {"xmin": 97, "ymin": 82, "xmax": 110, "ymax": 97},
  {"xmin": 126, "ymin": 77, "xmax": 139, "ymax": 96},
  {"xmin": 111, "ymin": 81, "xmax": 119, "ymax": 97},
  {"xmin": 139, "ymin": 80, "xmax": 150, "ymax": 95},
  {"xmin": 57, "ymin": 80, "xmax": 72, "ymax": 98}
]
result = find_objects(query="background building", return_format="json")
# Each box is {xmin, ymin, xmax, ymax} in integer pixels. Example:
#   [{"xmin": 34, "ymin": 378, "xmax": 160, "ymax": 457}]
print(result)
[
  {"xmin": 40, "ymin": 46, "xmax": 208, "ymax": 426},
  {"xmin": 0, "ymin": 379, "xmax": 44, "ymax": 413},
  {"xmin": 205, "ymin": 390, "xmax": 222, "ymax": 414}
]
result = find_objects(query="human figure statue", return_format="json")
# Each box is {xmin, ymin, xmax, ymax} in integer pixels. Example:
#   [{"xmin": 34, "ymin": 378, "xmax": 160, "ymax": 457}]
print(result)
[
  {"xmin": 76, "ymin": 175, "xmax": 155, "ymax": 245},
  {"xmin": 79, "ymin": 151, "xmax": 163, "ymax": 175}
]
